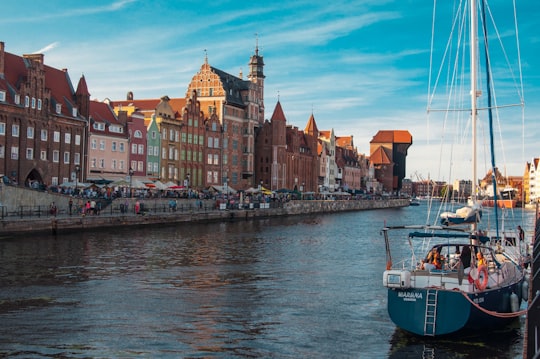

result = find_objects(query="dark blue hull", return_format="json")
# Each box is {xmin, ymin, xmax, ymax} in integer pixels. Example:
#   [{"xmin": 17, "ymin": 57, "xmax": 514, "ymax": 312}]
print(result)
[{"xmin": 387, "ymin": 282, "xmax": 522, "ymax": 336}]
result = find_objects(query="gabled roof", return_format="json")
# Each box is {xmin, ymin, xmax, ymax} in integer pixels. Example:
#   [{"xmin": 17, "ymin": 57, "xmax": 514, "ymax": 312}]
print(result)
[
  {"xmin": 89, "ymin": 101, "xmax": 125, "ymax": 137},
  {"xmin": 336, "ymin": 135, "xmax": 354, "ymax": 149},
  {"xmin": 210, "ymin": 66, "xmax": 250, "ymax": 107},
  {"xmin": 110, "ymin": 97, "xmax": 186, "ymax": 118},
  {"xmin": 2, "ymin": 48, "xmax": 79, "ymax": 118}
]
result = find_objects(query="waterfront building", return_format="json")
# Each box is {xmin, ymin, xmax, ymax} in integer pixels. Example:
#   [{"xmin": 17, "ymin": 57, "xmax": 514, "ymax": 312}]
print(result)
[
  {"xmin": 86, "ymin": 100, "xmax": 129, "ymax": 182},
  {"xmin": 145, "ymin": 115, "xmax": 161, "ymax": 180},
  {"xmin": 318, "ymin": 130, "xmax": 337, "ymax": 192},
  {"xmin": 126, "ymin": 111, "xmax": 147, "ymax": 180},
  {"xmin": 369, "ymin": 130, "xmax": 412, "ymax": 194},
  {"xmin": 0, "ymin": 42, "xmax": 87, "ymax": 187},
  {"xmin": 185, "ymin": 49, "xmax": 265, "ymax": 190},
  {"xmin": 528, "ymin": 158, "xmax": 540, "ymax": 203}
]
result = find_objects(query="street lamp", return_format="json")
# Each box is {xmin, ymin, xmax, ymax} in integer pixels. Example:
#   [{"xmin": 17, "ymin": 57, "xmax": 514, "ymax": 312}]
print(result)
[
  {"xmin": 74, "ymin": 165, "xmax": 80, "ymax": 195},
  {"xmin": 186, "ymin": 173, "xmax": 190, "ymax": 197},
  {"xmin": 129, "ymin": 167, "xmax": 134, "ymax": 198}
]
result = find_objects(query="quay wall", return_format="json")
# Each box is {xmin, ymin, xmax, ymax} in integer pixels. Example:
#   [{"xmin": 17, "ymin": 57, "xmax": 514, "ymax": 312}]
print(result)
[{"xmin": 0, "ymin": 185, "xmax": 409, "ymax": 236}]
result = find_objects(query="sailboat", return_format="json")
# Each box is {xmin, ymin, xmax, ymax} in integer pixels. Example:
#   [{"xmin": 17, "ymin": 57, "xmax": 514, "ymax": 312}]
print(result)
[{"xmin": 382, "ymin": 0, "xmax": 527, "ymax": 336}]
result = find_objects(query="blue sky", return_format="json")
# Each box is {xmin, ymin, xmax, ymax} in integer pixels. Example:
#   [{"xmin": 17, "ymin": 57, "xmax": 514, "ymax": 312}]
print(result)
[{"xmin": 2, "ymin": 0, "xmax": 538, "ymax": 182}]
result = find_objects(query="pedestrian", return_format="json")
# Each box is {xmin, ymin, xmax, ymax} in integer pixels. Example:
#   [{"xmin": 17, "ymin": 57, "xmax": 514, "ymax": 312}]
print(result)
[
  {"xmin": 68, "ymin": 198, "xmax": 73, "ymax": 215},
  {"xmin": 49, "ymin": 202, "xmax": 57, "ymax": 216},
  {"xmin": 517, "ymin": 225, "xmax": 524, "ymax": 242}
]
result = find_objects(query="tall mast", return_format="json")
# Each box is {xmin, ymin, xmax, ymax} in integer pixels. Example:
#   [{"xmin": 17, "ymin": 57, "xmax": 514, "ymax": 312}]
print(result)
[{"xmin": 469, "ymin": 0, "xmax": 478, "ymax": 206}]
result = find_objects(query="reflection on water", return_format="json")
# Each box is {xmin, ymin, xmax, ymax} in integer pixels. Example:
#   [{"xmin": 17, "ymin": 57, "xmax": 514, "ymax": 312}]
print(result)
[
  {"xmin": 0, "ymin": 207, "xmax": 532, "ymax": 358},
  {"xmin": 388, "ymin": 320, "xmax": 524, "ymax": 358}
]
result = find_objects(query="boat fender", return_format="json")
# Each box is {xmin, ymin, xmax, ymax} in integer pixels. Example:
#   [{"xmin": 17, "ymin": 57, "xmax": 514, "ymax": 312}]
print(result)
[
  {"xmin": 474, "ymin": 266, "xmax": 488, "ymax": 291},
  {"xmin": 510, "ymin": 292, "xmax": 519, "ymax": 312},
  {"xmin": 522, "ymin": 280, "xmax": 529, "ymax": 302}
]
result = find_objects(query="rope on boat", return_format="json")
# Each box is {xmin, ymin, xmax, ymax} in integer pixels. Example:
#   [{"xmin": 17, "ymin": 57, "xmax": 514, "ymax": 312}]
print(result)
[{"xmin": 456, "ymin": 289, "xmax": 528, "ymax": 318}]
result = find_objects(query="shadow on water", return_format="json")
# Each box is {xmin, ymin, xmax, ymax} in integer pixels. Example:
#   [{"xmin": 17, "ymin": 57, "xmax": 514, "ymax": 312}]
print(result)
[{"xmin": 388, "ymin": 318, "xmax": 524, "ymax": 359}]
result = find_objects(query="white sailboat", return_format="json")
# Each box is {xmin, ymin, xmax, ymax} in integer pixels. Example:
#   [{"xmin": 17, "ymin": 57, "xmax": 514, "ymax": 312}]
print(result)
[{"xmin": 382, "ymin": 0, "xmax": 528, "ymax": 336}]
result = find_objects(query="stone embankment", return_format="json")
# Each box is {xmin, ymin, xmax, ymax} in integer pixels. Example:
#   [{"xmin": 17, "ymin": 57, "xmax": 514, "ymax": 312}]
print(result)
[{"xmin": 0, "ymin": 185, "xmax": 409, "ymax": 236}]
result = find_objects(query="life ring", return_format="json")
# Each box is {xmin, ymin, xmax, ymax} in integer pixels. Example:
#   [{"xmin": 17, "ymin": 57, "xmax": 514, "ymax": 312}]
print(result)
[{"xmin": 475, "ymin": 265, "xmax": 489, "ymax": 291}]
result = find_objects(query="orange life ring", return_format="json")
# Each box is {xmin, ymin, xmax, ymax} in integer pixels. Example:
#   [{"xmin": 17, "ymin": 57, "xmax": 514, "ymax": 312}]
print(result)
[{"xmin": 475, "ymin": 265, "xmax": 489, "ymax": 291}]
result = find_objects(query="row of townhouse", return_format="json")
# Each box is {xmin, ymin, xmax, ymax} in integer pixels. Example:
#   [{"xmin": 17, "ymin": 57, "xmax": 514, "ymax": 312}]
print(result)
[
  {"xmin": 0, "ymin": 41, "xmax": 412, "ymax": 194},
  {"xmin": 525, "ymin": 158, "xmax": 540, "ymax": 203}
]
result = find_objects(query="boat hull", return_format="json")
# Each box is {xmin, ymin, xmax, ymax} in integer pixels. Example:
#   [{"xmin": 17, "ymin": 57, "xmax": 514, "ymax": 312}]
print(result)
[
  {"xmin": 387, "ymin": 283, "xmax": 522, "ymax": 336},
  {"xmin": 481, "ymin": 199, "xmax": 517, "ymax": 208}
]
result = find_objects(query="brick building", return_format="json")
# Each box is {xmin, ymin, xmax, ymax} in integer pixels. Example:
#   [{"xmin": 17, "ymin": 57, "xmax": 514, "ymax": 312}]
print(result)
[{"xmin": 0, "ymin": 42, "xmax": 87, "ymax": 187}]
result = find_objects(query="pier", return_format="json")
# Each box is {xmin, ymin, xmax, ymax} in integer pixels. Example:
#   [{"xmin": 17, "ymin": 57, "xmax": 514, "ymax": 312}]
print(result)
[{"xmin": 525, "ymin": 204, "xmax": 540, "ymax": 359}]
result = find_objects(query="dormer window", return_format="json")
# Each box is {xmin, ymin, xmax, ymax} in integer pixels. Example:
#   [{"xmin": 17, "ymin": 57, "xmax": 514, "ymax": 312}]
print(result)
[
  {"xmin": 25, "ymin": 96, "xmax": 30, "ymax": 107},
  {"xmin": 93, "ymin": 122, "xmax": 105, "ymax": 131},
  {"xmin": 56, "ymin": 104, "xmax": 62, "ymax": 114},
  {"xmin": 72, "ymin": 107, "xmax": 77, "ymax": 117},
  {"xmin": 14, "ymin": 94, "xmax": 20, "ymax": 104},
  {"xmin": 0, "ymin": 91, "xmax": 5, "ymax": 102}
]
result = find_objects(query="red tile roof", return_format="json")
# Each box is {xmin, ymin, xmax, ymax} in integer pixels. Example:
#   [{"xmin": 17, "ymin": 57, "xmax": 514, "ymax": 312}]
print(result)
[
  {"xmin": 370, "ymin": 130, "xmax": 412, "ymax": 144},
  {"xmin": 270, "ymin": 101, "xmax": 286, "ymax": 122}
]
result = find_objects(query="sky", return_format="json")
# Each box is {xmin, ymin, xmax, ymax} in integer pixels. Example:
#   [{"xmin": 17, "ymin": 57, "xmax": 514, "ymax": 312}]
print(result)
[{"xmin": 1, "ymin": 0, "xmax": 539, "ymax": 183}]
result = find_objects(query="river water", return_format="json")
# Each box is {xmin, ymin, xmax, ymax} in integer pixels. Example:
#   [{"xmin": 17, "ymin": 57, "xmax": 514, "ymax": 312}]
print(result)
[{"xmin": 0, "ymin": 204, "xmax": 535, "ymax": 358}]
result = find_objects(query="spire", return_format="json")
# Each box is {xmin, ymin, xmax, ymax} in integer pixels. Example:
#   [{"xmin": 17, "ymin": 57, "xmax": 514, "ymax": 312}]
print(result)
[
  {"xmin": 75, "ymin": 74, "xmax": 90, "ymax": 96},
  {"xmin": 270, "ymin": 101, "xmax": 286, "ymax": 122},
  {"xmin": 305, "ymin": 113, "xmax": 319, "ymax": 134}
]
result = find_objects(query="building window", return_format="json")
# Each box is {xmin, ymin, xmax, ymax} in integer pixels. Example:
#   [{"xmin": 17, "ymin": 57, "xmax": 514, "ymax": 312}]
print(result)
[
  {"xmin": 27, "ymin": 127, "xmax": 34, "ymax": 139},
  {"xmin": 14, "ymin": 94, "xmax": 20, "ymax": 104},
  {"xmin": 65, "ymin": 133, "xmax": 71, "ymax": 144},
  {"xmin": 26, "ymin": 148, "xmax": 33, "ymax": 160},
  {"xmin": 63, "ymin": 152, "xmax": 70, "ymax": 164},
  {"xmin": 131, "ymin": 144, "xmax": 137, "ymax": 154},
  {"xmin": 52, "ymin": 150, "xmax": 59, "ymax": 163},
  {"xmin": 12, "ymin": 124, "xmax": 19, "ymax": 137},
  {"xmin": 134, "ymin": 130, "xmax": 142, "ymax": 138},
  {"xmin": 91, "ymin": 139, "xmax": 97, "ymax": 149},
  {"xmin": 53, "ymin": 131, "xmax": 60, "ymax": 142},
  {"xmin": 0, "ymin": 91, "xmax": 5, "ymax": 102},
  {"xmin": 37, "ymin": 99, "xmax": 42, "ymax": 110},
  {"xmin": 0, "ymin": 122, "xmax": 5, "ymax": 135},
  {"xmin": 138, "ymin": 144, "xmax": 144, "ymax": 155},
  {"xmin": 31, "ymin": 97, "xmax": 36, "ymax": 109},
  {"xmin": 91, "ymin": 158, "xmax": 97, "ymax": 168},
  {"xmin": 41, "ymin": 129, "xmax": 47, "ymax": 141},
  {"xmin": 112, "ymin": 142, "xmax": 117, "ymax": 152},
  {"xmin": 207, "ymin": 154, "xmax": 212, "ymax": 164},
  {"xmin": 11, "ymin": 146, "xmax": 18, "ymax": 160},
  {"xmin": 74, "ymin": 152, "xmax": 80, "ymax": 165},
  {"xmin": 56, "ymin": 103, "xmax": 62, "ymax": 114},
  {"xmin": 148, "ymin": 145, "xmax": 153, "ymax": 155},
  {"xmin": 40, "ymin": 150, "xmax": 47, "ymax": 160},
  {"xmin": 119, "ymin": 143, "xmax": 125, "ymax": 152},
  {"xmin": 100, "ymin": 140, "xmax": 105, "ymax": 150},
  {"xmin": 25, "ymin": 96, "xmax": 30, "ymax": 107},
  {"xmin": 75, "ymin": 135, "xmax": 81, "ymax": 145},
  {"xmin": 112, "ymin": 159, "xmax": 117, "ymax": 170},
  {"xmin": 99, "ymin": 159, "xmax": 105, "ymax": 168}
]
